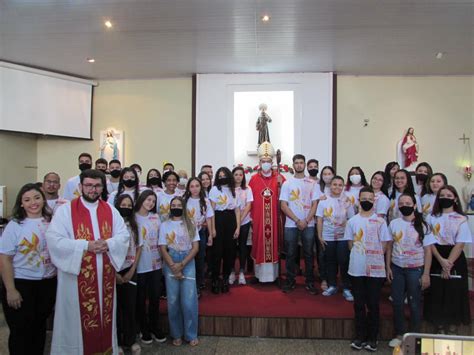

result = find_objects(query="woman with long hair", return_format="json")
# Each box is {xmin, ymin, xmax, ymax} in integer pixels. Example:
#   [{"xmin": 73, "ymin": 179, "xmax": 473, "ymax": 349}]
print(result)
[
  {"xmin": 0, "ymin": 184, "xmax": 56, "ymax": 355},
  {"xmin": 114, "ymin": 194, "xmax": 142, "ymax": 355},
  {"xmin": 208, "ymin": 167, "xmax": 241, "ymax": 294},
  {"xmin": 424, "ymin": 185, "xmax": 471, "ymax": 334},
  {"xmin": 388, "ymin": 169, "xmax": 421, "ymax": 222},
  {"xmin": 369, "ymin": 171, "xmax": 390, "ymax": 218},
  {"xmin": 157, "ymin": 171, "xmax": 180, "ymax": 222},
  {"xmin": 384, "ymin": 162, "xmax": 400, "ymax": 196},
  {"xmin": 146, "ymin": 168, "xmax": 163, "ymax": 193},
  {"xmin": 421, "ymin": 173, "xmax": 448, "ymax": 218},
  {"xmin": 386, "ymin": 193, "xmax": 432, "ymax": 348},
  {"xmin": 159, "ymin": 196, "xmax": 200, "ymax": 347},
  {"xmin": 108, "ymin": 167, "xmax": 141, "ymax": 205},
  {"xmin": 345, "ymin": 166, "xmax": 369, "ymax": 212},
  {"xmin": 414, "ymin": 162, "xmax": 433, "ymax": 196}
]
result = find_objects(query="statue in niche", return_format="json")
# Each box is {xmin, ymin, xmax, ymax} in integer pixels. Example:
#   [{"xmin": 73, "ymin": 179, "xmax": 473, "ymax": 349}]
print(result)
[
  {"xmin": 100, "ymin": 129, "xmax": 120, "ymax": 161},
  {"xmin": 256, "ymin": 103, "xmax": 272, "ymax": 146},
  {"xmin": 397, "ymin": 127, "xmax": 419, "ymax": 168}
]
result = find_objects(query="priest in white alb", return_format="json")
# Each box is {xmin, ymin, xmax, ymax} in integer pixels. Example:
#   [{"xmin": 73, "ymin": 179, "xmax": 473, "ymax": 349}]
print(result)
[{"xmin": 46, "ymin": 169, "xmax": 130, "ymax": 355}]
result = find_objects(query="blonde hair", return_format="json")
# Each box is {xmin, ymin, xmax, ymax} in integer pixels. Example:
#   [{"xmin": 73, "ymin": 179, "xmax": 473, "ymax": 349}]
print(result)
[{"xmin": 169, "ymin": 196, "xmax": 195, "ymax": 239}]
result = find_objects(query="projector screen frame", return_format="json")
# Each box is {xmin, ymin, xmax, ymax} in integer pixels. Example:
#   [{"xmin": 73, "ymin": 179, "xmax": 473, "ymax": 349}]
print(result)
[{"xmin": 0, "ymin": 60, "xmax": 97, "ymax": 140}]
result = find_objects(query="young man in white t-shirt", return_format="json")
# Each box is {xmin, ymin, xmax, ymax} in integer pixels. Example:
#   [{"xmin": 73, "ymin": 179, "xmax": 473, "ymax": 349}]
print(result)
[
  {"xmin": 280, "ymin": 154, "xmax": 319, "ymax": 294},
  {"xmin": 107, "ymin": 159, "xmax": 122, "ymax": 194},
  {"xmin": 63, "ymin": 152, "xmax": 93, "ymax": 200},
  {"xmin": 43, "ymin": 172, "xmax": 67, "ymax": 214}
]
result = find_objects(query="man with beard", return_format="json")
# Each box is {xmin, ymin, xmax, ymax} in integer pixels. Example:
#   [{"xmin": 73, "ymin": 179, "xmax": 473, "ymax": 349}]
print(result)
[
  {"xmin": 248, "ymin": 142, "xmax": 284, "ymax": 283},
  {"xmin": 63, "ymin": 153, "xmax": 93, "ymax": 200},
  {"xmin": 47, "ymin": 169, "xmax": 130, "ymax": 355},
  {"xmin": 280, "ymin": 154, "xmax": 320, "ymax": 294},
  {"xmin": 43, "ymin": 172, "xmax": 68, "ymax": 214}
]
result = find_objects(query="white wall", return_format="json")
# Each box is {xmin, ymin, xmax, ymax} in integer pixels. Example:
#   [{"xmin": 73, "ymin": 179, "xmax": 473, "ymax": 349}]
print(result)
[{"xmin": 196, "ymin": 73, "xmax": 334, "ymax": 170}]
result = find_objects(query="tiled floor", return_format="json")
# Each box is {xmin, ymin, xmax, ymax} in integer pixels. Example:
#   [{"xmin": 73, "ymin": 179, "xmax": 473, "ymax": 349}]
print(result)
[{"xmin": 0, "ymin": 309, "xmax": 392, "ymax": 354}]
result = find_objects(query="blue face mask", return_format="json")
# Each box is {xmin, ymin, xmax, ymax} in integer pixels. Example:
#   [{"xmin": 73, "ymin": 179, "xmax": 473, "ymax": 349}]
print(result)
[{"xmin": 261, "ymin": 162, "xmax": 272, "ymax": 172}]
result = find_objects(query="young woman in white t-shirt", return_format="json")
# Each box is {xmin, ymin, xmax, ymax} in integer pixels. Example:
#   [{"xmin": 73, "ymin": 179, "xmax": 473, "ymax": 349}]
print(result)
[
  {"xmin": 421, "ymin": 173, "xmax": 447, "ymax": 218},
  {"xmin": 209, "ymin": 167, "xmax": 241, "ymax": 294},
  {"xmin": 345, "ymin": 187, "xmax": 391, "ymax": 352},
  {"xmin": 146, "ymin": 168, "xmax": 163, "ymax": 194},
  {"xmin": 0, "ymin": 184, "xmax": 57, "ymax": 355},
  {"xmin": 197, "ymin": 171, "xmax": 212, "ymax": 197},
  {"xmin": 108, "ymin": 167, "xmax": 141, "ymax": 205},
  {"xmin": 231, "ymin": 166, "xmax": 254, "ymax": 285},
  {"xmin": 316, "ymin": 165, "xmax": 335, "ymax": 290},
  {"xmin": 114, "ymin": 194, "xmax": 142, "ymax": 355},
  {"xmin": 344, "ymin": 166, "xmax": 369, "ymax": 213},
  {"xmin": 384, "ymin": 161, "xmax": 400, "ymax": 197},
  {"xmin": 369, "ymin": 171, "xmax": 391, "ymax": 218},
  {"xmin": 183, "ymin": 177, "xmax": 215, "ymax": 293},
  {"xmin": 413, "ymin": 162, "xmax": 433, "ymax": 197},
  {"xmin": 316, "ymin": 176, "xmax": 355, "ymax": 300},
  {"xmin": 134, "ymin": 190, "xmax": 166, "ymax": 344},
  {"xmin": 386, "ymin": 193, "xmax": 433, "ymax": 348},
  {"xmin": 157, "ymin": 171, "xmax": 180, "ymax": 222},
  {"xmin": 424, "ymin": 185, "xmax": 472, "ymax": 334},
  {"xmin": 159, "ymin": 196, "xmax": 200, "ymax": 347},
  {"xmin": 388, "ymin": 169, "xmax": 421, "ymax": 222}
]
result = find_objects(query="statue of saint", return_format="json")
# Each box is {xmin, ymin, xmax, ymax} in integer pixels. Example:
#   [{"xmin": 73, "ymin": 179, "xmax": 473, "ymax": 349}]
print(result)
[
  {"xmin": 397, "ymin": 127, "xmax": 419, "ymax": 168},
  {"xmin": 256, "ymin": 103, "xmax": 272, "ymax": 146}
]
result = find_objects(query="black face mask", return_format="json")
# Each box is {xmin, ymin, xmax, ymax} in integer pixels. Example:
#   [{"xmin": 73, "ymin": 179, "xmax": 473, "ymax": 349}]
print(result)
[
  {"xmin": 123, "ymin": 179, "xmax": 137, "ymax": 188},
  {"xmin": 416, "ymin": 173, "xmax": 428, "ymax": 183},
  {"xmin": 399, "ymin": 206, "xmax": 415, "ymax": 216},
  {"xmin": 218, "ymin": 177, "xmax": 230, "ymax": 185},
  {"xmin": 118, "ymin": 207, "xmax": 133, "ymax": 218},
  {"xmin": 439, "ymin": 198, "xmax": 455, "ymax": 209},
  {"xmin": 110, "ymin": 169, "xmax": 121, "ymax": 178},
  {"xmin": 149, "ymin": 177, "xmax": 161, "ymax": 186},
  {"xmin": 360, "ymin": 201, "xmax": 374, "ymax": 211},
  {"xmin": 79, "ymin": 163, "xmax": 92, "ymax": 172},
  {"xmin": 170, "ymin": 208, "xmax": 183, "ymax": 217},
  {"xmin": 308, "ymin": 169, "xmax": 319, "ymax": 177}
]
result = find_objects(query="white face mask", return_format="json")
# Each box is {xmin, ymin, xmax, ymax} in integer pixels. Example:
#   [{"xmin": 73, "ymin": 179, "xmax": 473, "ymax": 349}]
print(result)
[
  {"xmin": 179, "ymin": 178, "xmax": 188, "ymax": 186},
  {"xmin": 350, "ymin": 174, "xmax": 362, "ymax": 185},
  {"xmin": 261, "ymin": 162, "xmax": 272, "ymax": 172},
  {"xmin": 323, "ymin": 176, "xmax": 333, "ymax": 184}
]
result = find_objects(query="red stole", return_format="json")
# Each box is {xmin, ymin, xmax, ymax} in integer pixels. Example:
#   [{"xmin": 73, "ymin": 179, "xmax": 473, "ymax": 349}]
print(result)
[{"xmin": 71, "ymin": 198, "xmax": 115, "ymax": 355}]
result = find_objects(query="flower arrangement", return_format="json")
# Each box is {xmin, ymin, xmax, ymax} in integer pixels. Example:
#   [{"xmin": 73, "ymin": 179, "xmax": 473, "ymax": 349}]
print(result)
[{"xmin": 235, "ymin": 163, "xmax": 294, "ymax": 174}]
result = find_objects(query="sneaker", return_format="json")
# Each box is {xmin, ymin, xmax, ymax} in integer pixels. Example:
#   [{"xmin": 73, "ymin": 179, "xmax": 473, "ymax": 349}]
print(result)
[
  {"xmin": 140, "ymin": 334, "xmax": 153, "ymax": 345},
  {"xmin": 342, "ymin": 289, "xmax": 354, "ymax": 302},
  {"xmin": 364, "ymin": 341, "xmax": 378, "ymax": 352},
  {"xmin": 238, "ymin": 272, "xmax": 246, "ymax": 285},
  {"xmin": 229, "ymin": 271, "xmax": 236, "ymax": 285},
  {"xmin": 350, "ymin": 339, "xmax": 365, "ymax": 350},
  {"xmin": 322, "ymin": 286, "xmax": 337, "ymax": 296},
  {"xmin": 282, "ymin": 280, "xmax": 296, "ymax": 293},
  {"xmin": 305, "ymin": 283, "xmax": 318, "ymax": 295},
  {"xmin": 389, "ymin": 337, "xmax": 402, "ymax": 348},
  {"xmin": 131, "ymin": 343, "xmax": 141, "ymax": 355},
  {"xmin": 152, "ymin": 332, "xmax": 167, "ymax": 343}
]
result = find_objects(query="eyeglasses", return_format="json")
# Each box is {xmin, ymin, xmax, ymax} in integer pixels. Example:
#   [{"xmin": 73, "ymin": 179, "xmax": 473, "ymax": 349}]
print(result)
[
  {"xmin": 44, "ymin": 180, "xmax": 59, "ymax": 185},
  {"xmin": 83, "ymin": 184, "xmax": 103, "ymax": 190}
]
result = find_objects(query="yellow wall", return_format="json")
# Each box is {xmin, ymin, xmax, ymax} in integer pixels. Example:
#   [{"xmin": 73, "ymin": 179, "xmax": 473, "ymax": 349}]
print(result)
[
  {"xmin": 37, "ymin": 78, "xmax": 193, "ymax": 192},
  {"xmin": 337, "ymin": 75, "xmax": 474, "ymax": 197},
  {"xmin": 1, "ymin": 75, "xmax": 472, "ymax": 216},
  {"xmin": 0, "ymin": 132, "xmax": 38, "ymax": 214}
]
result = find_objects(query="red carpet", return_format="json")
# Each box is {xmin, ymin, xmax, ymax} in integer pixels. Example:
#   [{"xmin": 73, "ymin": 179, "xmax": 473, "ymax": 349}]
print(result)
[{"xmin": 160, "ymin": 276, "xmax": 474, "ymax": 319}]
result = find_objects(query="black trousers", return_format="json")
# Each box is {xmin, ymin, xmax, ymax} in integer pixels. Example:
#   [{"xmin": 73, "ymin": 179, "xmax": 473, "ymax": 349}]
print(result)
[
  {"xmin": 137, "ymin": 269, "xmax": 162, "ymax": 338},
  {"xmin": 351, "ymin": 276, "xmax": 384, "ymax": 342},
  {"xmin": 1, "ymin": 277, "xmax": 57, "ymax": 355},
  {"xmin": 234, "ymin": 222, "xmax": 251, "ymax": 272},
  {"xmin": 116, "ymin": 267, "xmax": 138, "ymax": 347},
  {"xmin": 212, "ymin": 210, "xmax": 237, "ymax": 280}
]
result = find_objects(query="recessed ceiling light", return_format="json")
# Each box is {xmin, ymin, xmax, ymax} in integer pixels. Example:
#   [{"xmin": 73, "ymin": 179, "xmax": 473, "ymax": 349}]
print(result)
[
  {"xmin": 436, "ymin": 52, "xmax": 444, "ymax": 59},
  {"xmin": 261, "ymin": 15, "xmax": 270, "ymax": 22},
  {"xmin": 104, "ymin": 20, "xmax": 113, "ymax": 29},
  {"xmin": 86, "ymin": 58, "xmax": 95, "ymax": 63}
]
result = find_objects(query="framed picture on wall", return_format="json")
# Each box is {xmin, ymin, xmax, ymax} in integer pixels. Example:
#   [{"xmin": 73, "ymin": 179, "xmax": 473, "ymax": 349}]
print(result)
[{"xmin": 99, "ymin": 128, "xmax": 124, "ymax": 163}]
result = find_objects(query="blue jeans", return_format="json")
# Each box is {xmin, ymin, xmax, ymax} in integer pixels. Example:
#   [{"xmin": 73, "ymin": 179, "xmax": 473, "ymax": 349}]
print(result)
[
  {"xmin": 164, "ymin": 250, "xmax": 198, "ymax": 341},
  {"xmin": 195, "ymin": 228, "xmax": 208, "ymax": 287},
  {"xmin": 325, "ymin": 240, "xmax": 350, "ymax": 289},
  {"xmin": 284, "ymin": 227, "xmax": 315, "ymax": 284},
  {"xmin": 391, "ymin": 263, "xmax": 423, "ymax": 335}
]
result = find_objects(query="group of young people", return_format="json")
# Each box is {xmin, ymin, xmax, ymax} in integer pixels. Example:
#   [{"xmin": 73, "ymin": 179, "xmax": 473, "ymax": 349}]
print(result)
[{"xmin": 0, "ymin": 149, "xmax": 471, "ymax": 354}]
